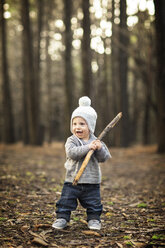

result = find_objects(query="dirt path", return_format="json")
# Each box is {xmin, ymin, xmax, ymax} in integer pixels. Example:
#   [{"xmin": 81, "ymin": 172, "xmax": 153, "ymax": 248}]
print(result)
[{"xmin": 0, "ymin": 143, "xmax": 165, "ymax": 248}]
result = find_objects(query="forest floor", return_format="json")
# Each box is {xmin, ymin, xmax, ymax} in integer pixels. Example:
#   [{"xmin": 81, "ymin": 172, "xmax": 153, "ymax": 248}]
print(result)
[{"xmin": 0, "ymin": 143, "xmax": 165, "ymax": 248}]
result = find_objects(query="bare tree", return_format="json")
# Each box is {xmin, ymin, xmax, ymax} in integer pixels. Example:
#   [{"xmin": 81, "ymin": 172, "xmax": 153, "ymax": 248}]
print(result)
[
  {"xmin": 119, "ymin": 0, "xmax": 130, "ymax": 147},
  {"xmin": 81, "ymin": 0, "xmax": 93, "ymax": 99},
  {"xmin": 21, "ymin": 0, "xmax": 40, "ymax": 145},
  {"xmin": 110, "ymin": 0, "xmax": 121, "ymax": 146},
  {"xmin": 0, "ymin": 0, "xmax": 15, "ymax": 143},
  {"xmin": 63, "ymin": 0, "xmax": 75, "ymax": 137},
  {"xmin": 35, "ymin": 0, "xmax": 44, "ymax": 143},
  {"xmin": 154, "ymin": 0, "xmax": 165, "ymax": 153}
]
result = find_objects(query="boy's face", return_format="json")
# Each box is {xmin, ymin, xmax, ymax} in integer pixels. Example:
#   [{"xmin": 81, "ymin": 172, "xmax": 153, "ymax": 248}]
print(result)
[{"xmin": 72, "ymin": 117, "xmax": 90, "ymax": 140}]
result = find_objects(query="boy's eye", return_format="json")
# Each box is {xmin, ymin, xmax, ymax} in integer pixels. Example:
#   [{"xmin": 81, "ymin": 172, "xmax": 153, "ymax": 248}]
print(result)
[{"xmin": 73, "ymin": 122, "xmax": 85, "ymax": 126}]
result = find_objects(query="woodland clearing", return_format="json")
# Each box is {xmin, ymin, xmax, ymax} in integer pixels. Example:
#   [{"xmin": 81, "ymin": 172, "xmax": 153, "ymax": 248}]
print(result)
[{"xmin": 0, "ymin": 143, "xmax": 165, "ymax": 248}]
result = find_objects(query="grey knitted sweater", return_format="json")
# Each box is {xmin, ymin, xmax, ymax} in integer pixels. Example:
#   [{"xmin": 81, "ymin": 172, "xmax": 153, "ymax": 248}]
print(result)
[{"xmin": 64, "ymin": 134, "xmax": 111, "ymax": 184}]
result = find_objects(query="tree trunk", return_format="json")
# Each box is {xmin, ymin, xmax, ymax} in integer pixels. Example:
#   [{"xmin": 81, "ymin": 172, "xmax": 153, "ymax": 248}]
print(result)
[
  {"xmin": 97, "ymin": 50, "xmax": 111, "ymax": 146},
  {"xmin": 111, "ymin": 0, "xmax": 121, "ymax": 146},
  {"xmin": 21, "ymin": 0, "xmax": 39, "ymax": 145},
  {"xmin": 119, "ymin": 0, "xmax": 130, "ymax": 147},
  {"xmin": 130, "ymin": 75, "xmax": 138, "ymax": 144},
  {"xmin": 44, "ymin": 0, "xmax": 53, "ymax": 143},
  {"xmin": 0, "ymin": 0, "xmax": 15, "ymax": 143},
  {"xmin": 81, "ymin": 0, "xmax": 93, "ymax": 99},
  {"xmin": 22, "ymin": 64, "xmax": 29, "ymax": 144},
  {"xmin": 142, "ymin": 99, "xmax": 150, "ymax": 145},
  {"xmin": 63, "ymin": 0, "xmax": 75, "ymax": 138},
  {"xmin": 154, "ymin": 0, "xmax": 165, "ymax": 153},
  {"xmin": 46, "ymin": 48, "xmax": 52, "ymax": 143},
  {"xmin": 35, "ymin": 0, "xmax": 44, "ymax": 145}
]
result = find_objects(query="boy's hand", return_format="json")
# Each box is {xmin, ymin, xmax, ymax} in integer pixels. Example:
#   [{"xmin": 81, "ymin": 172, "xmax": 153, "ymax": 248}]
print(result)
[{"xmin": 89, "ymin": 140, "xmax": 102, "ymax": 150}]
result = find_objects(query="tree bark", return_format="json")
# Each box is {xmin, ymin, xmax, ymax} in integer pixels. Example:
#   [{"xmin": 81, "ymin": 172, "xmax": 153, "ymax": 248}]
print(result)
[
  {"xmin": 119, "ymin": 0, "xmax": 130, "ymax": 147},
  {"xmin": 81, "ymin": 0, "xmax": 93, "ymax": 99},
  {"xmin": 35, "ymin": 0, "xmax": 44, "ymax": 145},
  {"xmin": 111, "ymin": 0, "xmax": 121, "ymax": 146},
  {"xmin": 63, "ymin": 0, "xmax": 75, "ymax": 138},
  {"xmin": 0, "ymin": 0, "xmax": 15, "ymax": 143},
  {"xmin": 21, "ymin": 0, "xmax": 39, "ymax": 145},
  {"xmin": 44, "ymin": 0, "xmax": 53, "ymax": 143},
  {"xmin": 154, "ymin": 0, "xmax": 165, "ymax": 153}
]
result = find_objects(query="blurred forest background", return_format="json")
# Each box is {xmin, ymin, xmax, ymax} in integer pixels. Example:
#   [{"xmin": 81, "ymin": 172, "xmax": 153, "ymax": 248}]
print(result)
[{"xmin": 0, "ymin": 0, "xmax": 165, "ymax": 152}]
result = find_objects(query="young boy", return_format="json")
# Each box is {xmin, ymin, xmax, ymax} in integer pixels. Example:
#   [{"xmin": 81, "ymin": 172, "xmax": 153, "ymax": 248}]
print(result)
[{"xmin": 52, "ymin": 96, "xmax": 111, "ymax": 230}]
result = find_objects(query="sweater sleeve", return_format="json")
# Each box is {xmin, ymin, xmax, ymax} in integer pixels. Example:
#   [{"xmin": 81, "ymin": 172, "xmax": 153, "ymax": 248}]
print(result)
[
  {"xmin": 94, "ymin": 141, "xmax": 112, "ymax": 162},
  {"xmin": 65, "ymin": 136, "xmax": 90, "ymax": 160}
]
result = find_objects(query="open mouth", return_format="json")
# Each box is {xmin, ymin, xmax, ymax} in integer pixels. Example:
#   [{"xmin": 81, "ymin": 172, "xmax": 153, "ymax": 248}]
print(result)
[{"xmin": 76, "ymin": 131, "xmax": 83, "ymax": 135}]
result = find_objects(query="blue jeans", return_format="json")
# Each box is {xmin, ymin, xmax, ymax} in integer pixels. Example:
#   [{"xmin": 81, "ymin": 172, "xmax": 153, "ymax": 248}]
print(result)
[{"xmin": 56, "ymin": 182, "xmax": 102, "ymax": 222}]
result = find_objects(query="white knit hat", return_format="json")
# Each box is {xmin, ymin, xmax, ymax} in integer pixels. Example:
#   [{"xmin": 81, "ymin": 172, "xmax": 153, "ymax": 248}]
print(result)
[{"xmin": 71, "ymin": 96, "xmax": 97, "ymax": 133}]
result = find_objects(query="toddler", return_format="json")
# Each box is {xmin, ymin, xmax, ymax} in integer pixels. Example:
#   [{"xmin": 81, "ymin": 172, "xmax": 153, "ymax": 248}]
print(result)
[{"xmin": 52, "ymin": 96, "xmax": 111, "ymax": 230}]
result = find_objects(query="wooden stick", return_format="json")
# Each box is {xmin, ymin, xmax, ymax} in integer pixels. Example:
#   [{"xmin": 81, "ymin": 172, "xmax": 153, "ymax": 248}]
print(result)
[{"xmin": 72, "ymin": 112, "xmax": 122, "ymax": 185}]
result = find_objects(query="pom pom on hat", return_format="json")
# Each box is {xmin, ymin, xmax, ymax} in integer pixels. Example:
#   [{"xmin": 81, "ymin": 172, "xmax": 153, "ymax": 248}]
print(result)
[
  {"xmin": 71, "ymin": 96, "xmax": 97, "ymax": 134},
  {"xmin": 79, "ymin": 96, "xmax": 91, "ymax": 106}
]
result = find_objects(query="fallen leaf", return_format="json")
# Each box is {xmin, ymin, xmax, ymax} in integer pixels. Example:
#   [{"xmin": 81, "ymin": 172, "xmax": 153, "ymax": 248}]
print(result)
[
  {"xmin": 129, "ymin": 202, "xmax": 141, "ymax": 207},
  {"xmin": 105, "ymin": 212, "xmax": 113, "ymax": 217},
  {"xmin": 49, "ymin": 242, "xmax": 59, "ymax": 247},
  {"xmin": 40, "ymin": 229, "xmax": 53, "ymax": 236},
  {"xmin": 32, "ymin": 237, "xmax": 48, "ymax": 246},
  {"xmin": 133, "ymin": 242, "xmax": 146, "ymax": 248},
  {"xmin": 122, "ymin": 213, "xmax": 129, "ymax": 219},
  {"xmin": 34, "ymin": 223, "xmax": 51, "ymax": 231},
  {"xmin": 79, "ymin": 219, "xmax": 88, "ymax": 225},
  {"xmin": 82, "ymin": 230, "xmax": 101, "ymax": 237},
  {"xmin": 116, "ymin": 242, "xmax": 124, "ymax": 248},
  {"xmin": 29, "ymin": 230, "xmax": 42, "ymax": 238},
  {"xmin": 20, "ymin": 225, "xmax": 30, "ymax": 233}
]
